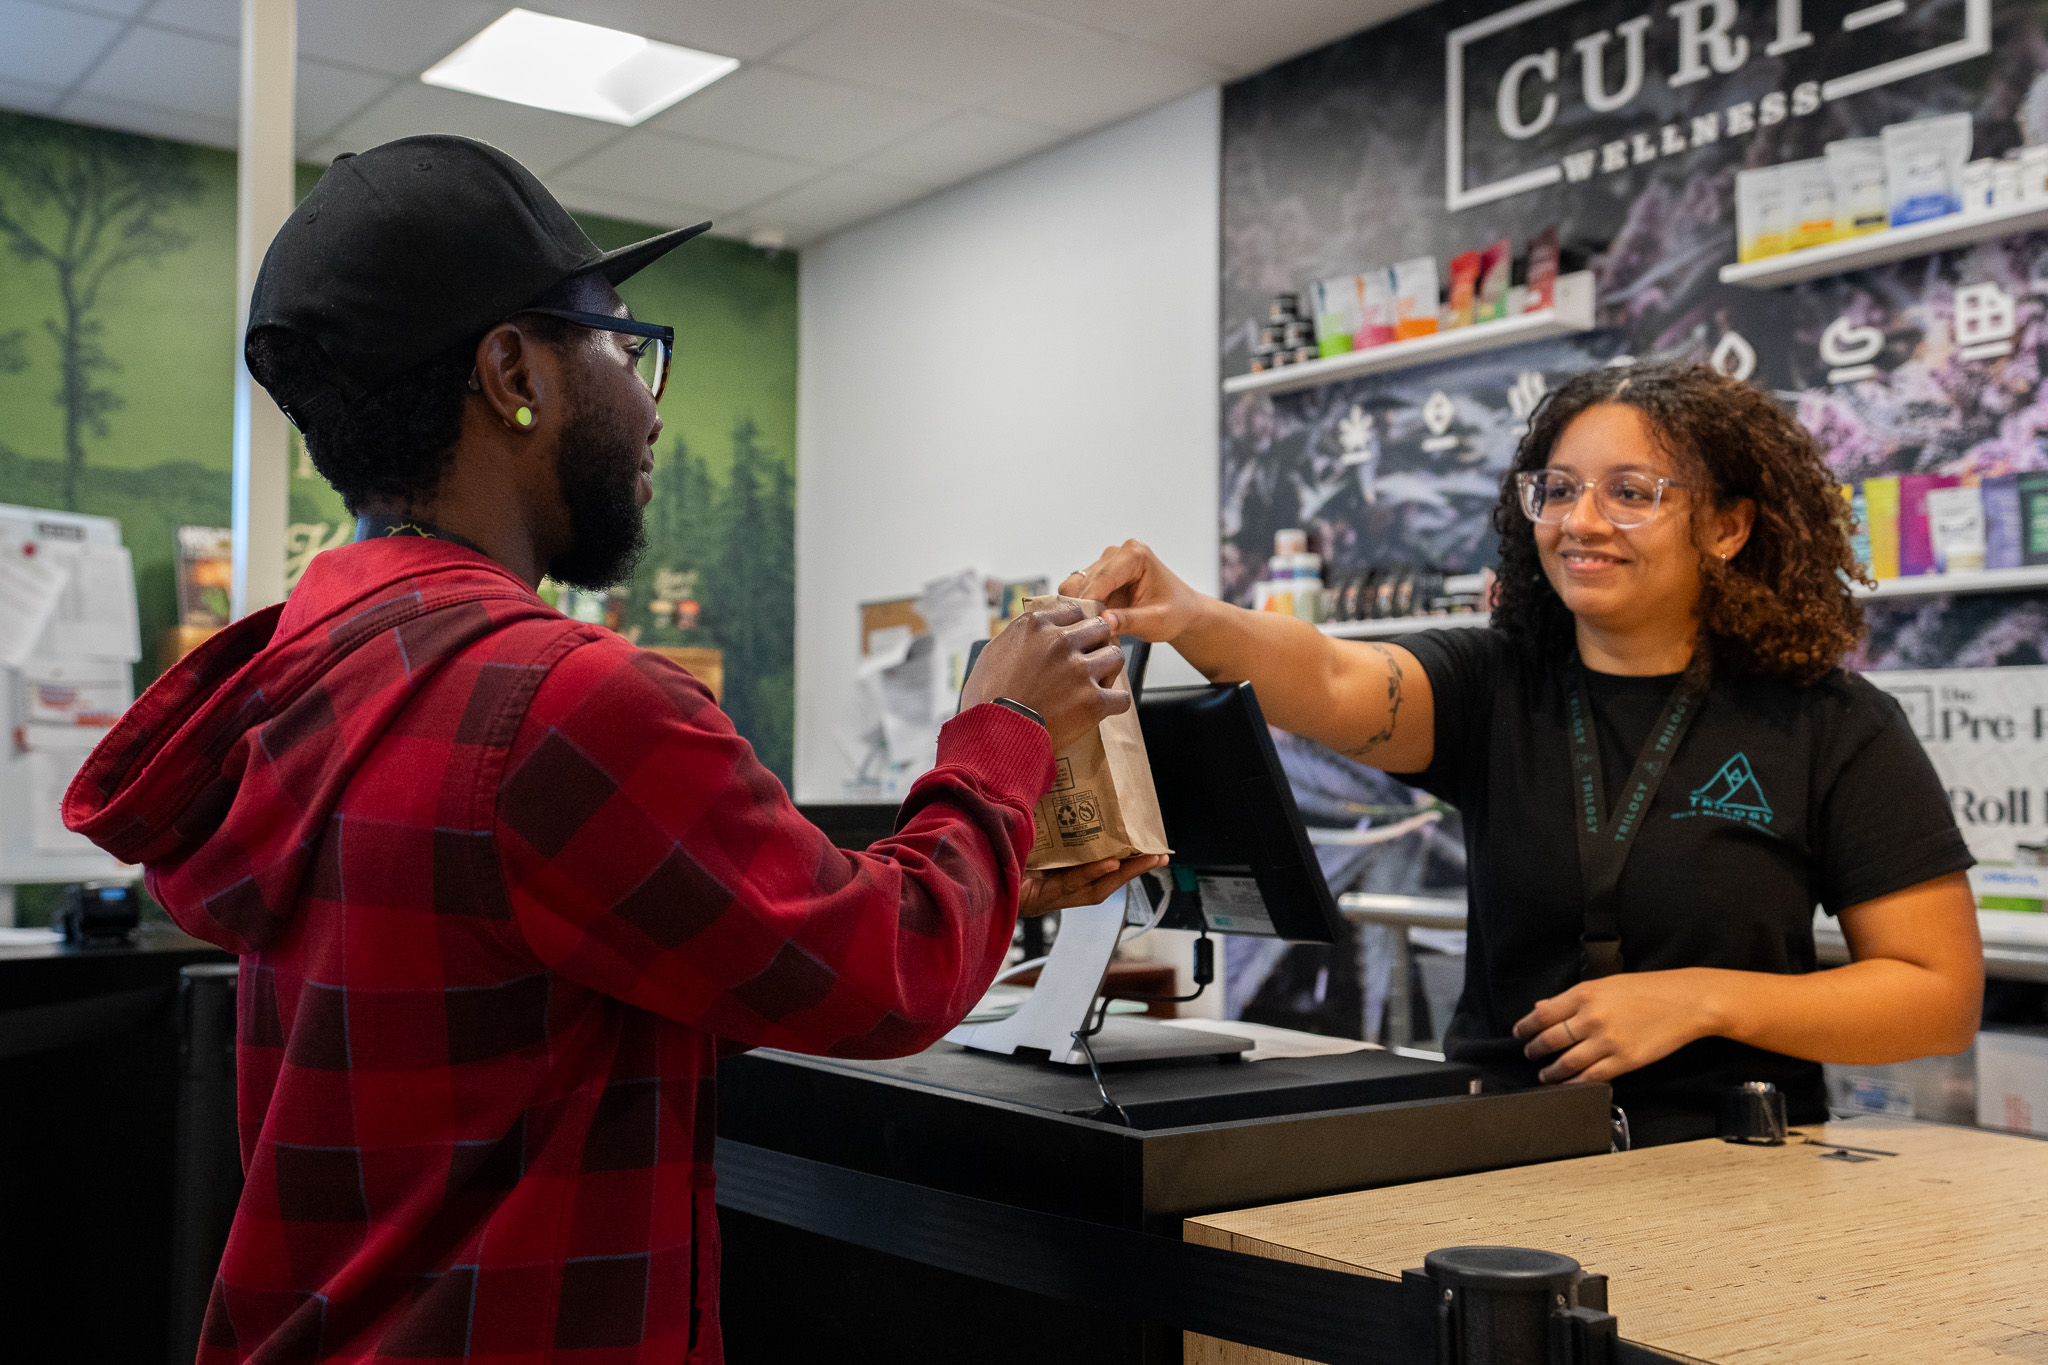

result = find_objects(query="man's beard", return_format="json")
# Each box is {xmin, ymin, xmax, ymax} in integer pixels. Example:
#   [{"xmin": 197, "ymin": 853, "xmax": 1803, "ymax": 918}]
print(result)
[{"xmin": 547, "ymin": 395, "xmax": 647, "ymax": 590}]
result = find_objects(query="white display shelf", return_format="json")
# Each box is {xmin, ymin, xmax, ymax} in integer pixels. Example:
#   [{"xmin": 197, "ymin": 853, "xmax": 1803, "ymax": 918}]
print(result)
[
  {"xmin": 1719, "ymin": 201, "xmax": 2048, "ymax": 288},
  {"xmin": 1223, "ymin": 272, "xmax": 1596, "ymax": 397},
  {"xmin": 1320, "ymin": 613, "xmax": 1490, "ymax": 639},
  {"xmin": 1857, "ymin": 564, "xmax": 2048, "ymax": 599}
]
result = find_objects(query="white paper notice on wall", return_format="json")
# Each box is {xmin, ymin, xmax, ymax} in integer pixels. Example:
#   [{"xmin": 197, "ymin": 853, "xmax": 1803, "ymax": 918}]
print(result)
[
  {"xmin": 1867, "ymin": 665, "xmax": 2048, "ymax": 870},
  {"xmin": 21, "ymin": 725, "xmax": 100, "ymax": 854},
  {"xmin": 0, "ymin": 550, "xmax": 67, "ymax": 669},
  {"xmin": 32, "ymin": 541, "xmax": 141, "ymax": 662}
]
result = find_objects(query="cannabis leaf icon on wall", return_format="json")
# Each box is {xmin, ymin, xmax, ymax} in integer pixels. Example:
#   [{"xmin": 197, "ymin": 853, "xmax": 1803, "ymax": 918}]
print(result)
[{"xmin": 0, "ymin": 112, "xmax": 202, "ymax": 510}]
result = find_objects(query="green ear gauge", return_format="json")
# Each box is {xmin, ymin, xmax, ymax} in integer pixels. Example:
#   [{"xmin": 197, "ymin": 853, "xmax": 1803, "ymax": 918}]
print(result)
[{"xmin": 515, "ymin": 406, "xmax": 533, "ymax": 427}]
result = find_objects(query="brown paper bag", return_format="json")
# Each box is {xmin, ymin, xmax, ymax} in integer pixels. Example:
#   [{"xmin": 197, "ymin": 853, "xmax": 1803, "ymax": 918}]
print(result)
[{"xmin": 1020, "ymin": 595, "xmax": 1171, "ymax": 870}]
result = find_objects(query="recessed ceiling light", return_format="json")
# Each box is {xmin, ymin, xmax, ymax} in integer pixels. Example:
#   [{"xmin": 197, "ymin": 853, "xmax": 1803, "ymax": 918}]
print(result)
[{"xmin": 422, "ymin": 8, "xmax": 738, "ymax": 127}]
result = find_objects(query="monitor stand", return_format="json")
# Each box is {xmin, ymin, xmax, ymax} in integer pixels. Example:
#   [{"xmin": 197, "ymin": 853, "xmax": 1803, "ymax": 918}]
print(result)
[{"xmin": 947, "ymin": 891, "xmax": 1253, "ymax": 1067}]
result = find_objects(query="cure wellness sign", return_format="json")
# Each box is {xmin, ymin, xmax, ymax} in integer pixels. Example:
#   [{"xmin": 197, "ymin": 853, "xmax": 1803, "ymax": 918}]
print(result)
[
  {"xmin": 1220, "ymin": 0, "xmax": 2048, "ymax": 676},
  {"xmin": 1449, "ymin": 0, "xmax": 1988, "ymax": 210}
]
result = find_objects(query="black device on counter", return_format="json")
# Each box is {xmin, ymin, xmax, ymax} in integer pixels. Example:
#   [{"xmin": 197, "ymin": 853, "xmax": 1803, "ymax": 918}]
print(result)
[
  {"xmin": 1138, "ymin": 682, "xmax": 1342, "ymax": 944},
  {"xmin": 53, "ymin": 880, "xmax": 142, "ymax": 945}
]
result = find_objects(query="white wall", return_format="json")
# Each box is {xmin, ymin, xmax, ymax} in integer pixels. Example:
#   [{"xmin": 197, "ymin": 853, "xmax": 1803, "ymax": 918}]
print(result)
[{"xmin": 794, "ymin": 86, "xmax": 1221, "ymax": 803}]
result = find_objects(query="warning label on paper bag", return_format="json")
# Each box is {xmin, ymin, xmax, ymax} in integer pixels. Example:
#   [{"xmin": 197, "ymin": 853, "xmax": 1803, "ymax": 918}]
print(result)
[{"xmin": 1199, "ymin": 875, "xmax": 1276, "ymax": 935}]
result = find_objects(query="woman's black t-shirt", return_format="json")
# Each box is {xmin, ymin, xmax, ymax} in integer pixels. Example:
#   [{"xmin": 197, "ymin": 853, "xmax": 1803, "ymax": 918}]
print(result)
[{"xmin": 1394, "ymin": 627, "xmax": 1973, "ymax": 1146}]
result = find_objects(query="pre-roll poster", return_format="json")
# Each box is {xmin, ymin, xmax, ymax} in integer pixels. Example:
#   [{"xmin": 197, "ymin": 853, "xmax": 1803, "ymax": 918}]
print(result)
[{"xmin": 1221, "ymin": 0, "xmax": 2048, "ymax": 669}]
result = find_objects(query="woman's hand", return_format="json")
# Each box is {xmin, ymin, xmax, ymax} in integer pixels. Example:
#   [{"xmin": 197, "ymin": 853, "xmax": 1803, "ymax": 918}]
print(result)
[
  {"xmin": 1063, "ymin": 541, "xmax": 1208, "ymax": 644},
  {"xmin": 1018, "ymin": 855, "xmax": 1167, "ymax": 918},
  {"xmin": 1512, "ymin": 970, "xmax": 1716, "ymax": 1085}
]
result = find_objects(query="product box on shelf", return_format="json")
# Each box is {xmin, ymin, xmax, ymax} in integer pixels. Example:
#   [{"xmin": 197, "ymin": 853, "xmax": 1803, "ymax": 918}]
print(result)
[
  {"xmin": 1898, "ymin": 473, "xmax": 1961, "ymax": 576},
  {"xmin": 2019, "ymin": 472, "xmax": 2048, "ymax": 565},
  {"xmin": 1983, "ymin": 474, "xmax": 2023, "ymax": 570},
  {"xmin": 1926, "ymin": 483, "xmax": 1987, "ymax": 573},
  {"xmin": 1445, "ymin": 250, "xmax": 1480, "ymax": 328},
  {"xmin": 1310, "ymin": 274, "xmax": 1362, "ymax": 357},
  {"xmin": 1827, "ymin": 139, "xmax": 1888, "ymax": 238},
  {"xmin": 1735, "ymin": 165, "xmax": 1789, "ymax": 262},
  {"xmin": 1978, "ymin": 1028, "xmax": 2048, "ymax": 1136},
  {"xmin": 1392, "ymin": 257, "xmax": 1439, "ymax": 340},
  {"xmin": 1863, "ymin": 476, "xmax": 1901, "ymax": 578},
  {"xmin": 1525, "ymin": 227, "xmax": 1559, "ymax": 309},
  {"xmin": 1882, "ymin": 112, "xmax": 1972, "ymax": 227},
  {"xmin": 1784, "ymin": 158, "xmax": 1836, "ymax": 250}
]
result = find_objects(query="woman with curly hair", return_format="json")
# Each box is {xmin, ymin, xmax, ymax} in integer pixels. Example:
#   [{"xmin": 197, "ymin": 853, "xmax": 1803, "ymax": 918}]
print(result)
[{"xmin": 1067, "ymin": 360, "xmax": 1981, "ymax": 1145}]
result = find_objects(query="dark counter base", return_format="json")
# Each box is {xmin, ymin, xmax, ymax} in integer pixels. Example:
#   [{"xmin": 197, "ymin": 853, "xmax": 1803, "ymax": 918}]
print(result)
[{"xmin": 718, "ymin": 1041, "xmax": 1610, "ymax": 1364}]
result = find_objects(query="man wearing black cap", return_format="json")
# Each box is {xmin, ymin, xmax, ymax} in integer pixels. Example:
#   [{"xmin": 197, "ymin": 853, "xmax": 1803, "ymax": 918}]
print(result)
[{"xmin": 65, "ymin": 136, "xmax": 1157, "ymax": 1364}]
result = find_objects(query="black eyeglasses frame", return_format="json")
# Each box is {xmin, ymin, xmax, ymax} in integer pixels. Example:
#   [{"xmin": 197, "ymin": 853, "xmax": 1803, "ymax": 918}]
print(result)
[{"xmin": 516, "ymin": 307, "xmax": 675, "ymax": 403}]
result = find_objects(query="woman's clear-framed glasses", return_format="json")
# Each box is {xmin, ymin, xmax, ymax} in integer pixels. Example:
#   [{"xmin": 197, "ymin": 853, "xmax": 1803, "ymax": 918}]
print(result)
[
  {"xmin": 518, "ymin": 307, "xmax": 674, "ymax": 403},
  {"xmin": 1515, "ymin": 469, "xmax": 1685, "ymax": 529}
]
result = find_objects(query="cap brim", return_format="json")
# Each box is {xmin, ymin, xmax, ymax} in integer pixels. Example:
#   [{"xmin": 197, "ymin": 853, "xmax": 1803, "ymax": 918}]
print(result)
[{"xmin": 594, "ymin": 220, "xmax": 714, "ymax": 285}]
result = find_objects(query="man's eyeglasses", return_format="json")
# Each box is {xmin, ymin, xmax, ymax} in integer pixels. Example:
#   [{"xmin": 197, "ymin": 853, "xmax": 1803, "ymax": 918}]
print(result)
[
  {"xmin": 1515, "ymin": 469, "xmax": 1685, "ymax": 529},
  {"xmin": 518, "ymin": 308, "xmax": 674, "ymax": 403}
]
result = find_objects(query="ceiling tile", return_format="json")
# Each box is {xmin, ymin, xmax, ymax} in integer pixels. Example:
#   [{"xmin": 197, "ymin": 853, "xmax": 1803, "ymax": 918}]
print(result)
[
  {"xmin": 649, "ymin": 64, "xmax": 946, "ymax": 165},
  {"xmin": 553, "ymin": 182, "xmax": 725, "ymax": 233},
  {"xmin": 856, "ymin": 109, "xmax": 1061, "ymax": 188},
  {"xmin": 0, "ymin": 1, "xmax": 123, "ymax": 89},
  {"xmin": 298, "ymin": 0, "xmax": 501, "ymax": 77},
  {"xmin": 733, "ymin": 167, "xmax": 929, "ymax": 241},
  {"xmin": 77, "ymin": 23, "xmax": 236, "ymax": 122},
  {"xmin": 987, "ymin": 0, "xmax": 1222, "ymax": 39},
  {"xmin": 320, "ymin": 81, "xmax": 623, "ymax": 177},
  {"xmin": 774, "ymin": 0, "xmax": 1099, "ymax": 106},
  {"xmin": 43, "ymin": 0, "xmax": 147, "ymax": 17},
  {"xmin": 135, "ymin": 0, "xmax": 235, "ymax": 41},
  {"xmin": 537, "ymin": 0, "xmax": 863, "ymax": 62},
  {"xmin": 981, "ymin": 37, "xmax": 1218, "ymax": 133},
  {"xmin": 296, "ymin": 59, "xmax": 393, "ymax": 145},
  {"xmin": 58, "ymin": 91, "xmax": 236, "ymax": 148},
  {"xmin": 1145, "ymin": 0, "xmax": 1428, "ymax": 75},
  {"xmin": 554, "ymin": 130, "xmax": 821, "ymax": 214},
  {"xmin": 0, "ymin": 74, "xmax": 66, "ymax": 117}
]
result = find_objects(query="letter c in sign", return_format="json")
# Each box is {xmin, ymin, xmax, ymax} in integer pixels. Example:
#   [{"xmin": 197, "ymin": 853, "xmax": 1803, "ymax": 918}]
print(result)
[{"xmin": 1498, "ymin": 49, "xmax": 1559, "ymax": 140}]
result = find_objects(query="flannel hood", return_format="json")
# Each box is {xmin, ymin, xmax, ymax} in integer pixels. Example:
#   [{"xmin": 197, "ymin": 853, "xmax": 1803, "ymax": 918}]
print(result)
[{"xmin": 64, "ymin": 538, "xmax": 550, "ymax": 953}]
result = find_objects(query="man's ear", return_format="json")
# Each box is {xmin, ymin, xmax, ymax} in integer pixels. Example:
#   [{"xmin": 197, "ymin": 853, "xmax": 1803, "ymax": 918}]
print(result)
[{"xmin": 472, "ymin": 322, "xmax": 550, "ymax": 431}]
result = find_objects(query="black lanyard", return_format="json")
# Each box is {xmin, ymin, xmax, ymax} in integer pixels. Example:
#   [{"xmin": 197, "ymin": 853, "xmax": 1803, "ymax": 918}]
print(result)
[{"xmin": 1565, "ymin": 659, "xmax": 1703, "ymax": 979}]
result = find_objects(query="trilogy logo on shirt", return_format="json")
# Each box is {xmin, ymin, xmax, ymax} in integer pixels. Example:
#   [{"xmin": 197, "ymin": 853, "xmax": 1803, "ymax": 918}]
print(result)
[{"xmin": 1672, "ymin": 752, "xmax": 1776, "ymax": 833}]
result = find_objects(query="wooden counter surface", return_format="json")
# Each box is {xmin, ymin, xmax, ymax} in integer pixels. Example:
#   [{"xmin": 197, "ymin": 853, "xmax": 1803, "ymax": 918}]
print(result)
[{"xmin": 1185, "ymin": 1117, "xmax": 2048, "ymax": 1364}]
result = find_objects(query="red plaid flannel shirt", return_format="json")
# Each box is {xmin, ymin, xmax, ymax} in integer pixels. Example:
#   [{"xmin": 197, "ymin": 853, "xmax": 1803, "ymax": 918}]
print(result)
[{"xmin": 65, "ymin": 538, "xmax": 1052, "ymax": 1363}]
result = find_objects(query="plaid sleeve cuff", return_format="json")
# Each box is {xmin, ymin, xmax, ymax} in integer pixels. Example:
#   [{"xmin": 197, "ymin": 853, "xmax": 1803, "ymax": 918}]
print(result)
[{"xmin": 936, "ymin": 702, "xmax": 1058, "ymax": 810}]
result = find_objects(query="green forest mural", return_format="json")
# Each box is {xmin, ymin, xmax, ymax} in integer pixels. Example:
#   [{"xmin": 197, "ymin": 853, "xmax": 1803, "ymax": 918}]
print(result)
[{"xmin": 0, "ymin": 109, "xmax": 798, "ymax": 783}]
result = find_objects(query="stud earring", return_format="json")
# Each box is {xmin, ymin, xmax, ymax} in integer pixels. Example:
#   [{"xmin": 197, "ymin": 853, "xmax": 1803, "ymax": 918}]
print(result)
[{"xmin": 515, "ymin": 406, "xmax": 533, "ymax": 427}]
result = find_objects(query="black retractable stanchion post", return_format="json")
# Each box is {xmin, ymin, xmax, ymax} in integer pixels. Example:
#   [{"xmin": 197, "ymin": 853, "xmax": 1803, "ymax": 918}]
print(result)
[
  {"xmin": 1403, "ymin": 1246, "xmax": 1619, "ymax": 1365},
  {"xmin": 168, "ymin": 964, "xmax": 241, "ymax": 1365}
]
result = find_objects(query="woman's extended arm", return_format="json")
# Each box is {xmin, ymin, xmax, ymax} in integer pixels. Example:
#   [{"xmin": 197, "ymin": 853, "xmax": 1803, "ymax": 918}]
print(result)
[
  {"xmin": 1514, "ymin": 872, "xmax": 1984, "ymax": 1084},
  {"xmin": 1065, "ymin": 540, "xmax": 1437, "ymax": 771}
]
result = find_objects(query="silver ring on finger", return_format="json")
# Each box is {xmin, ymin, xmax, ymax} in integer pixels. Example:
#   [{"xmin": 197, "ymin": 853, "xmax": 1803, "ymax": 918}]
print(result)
[{"xmin": 1561, "ymin": 1019, "xmax": 1578, "ymax": 1045}]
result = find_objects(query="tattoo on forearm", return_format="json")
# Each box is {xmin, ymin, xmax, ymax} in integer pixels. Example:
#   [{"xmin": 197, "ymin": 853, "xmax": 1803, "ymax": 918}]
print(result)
[{"xmin": 1344, "ymin": 644, "xmax": 1404, "ymax": 759}]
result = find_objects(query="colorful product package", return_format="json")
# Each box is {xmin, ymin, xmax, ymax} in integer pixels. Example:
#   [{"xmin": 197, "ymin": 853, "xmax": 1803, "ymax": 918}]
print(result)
[
  {"xmin": 1476, "ymin": 240, "xmax": 1512, "ymax": 321},
  {"xmin": 2019, "ymin": 473, "xmax": 2048, "ymax": 565},
  {"xmin": 1735, "ymin": 165, "xmax": 1790, "ymax": 262},
  {"xmin": 1357, "ymin": 268, "xmax": 1397, "ymax": 347},
  {"xmin": 1826, "ymin": 139, "xmax": 1889, "ymax": 237},
  {"xmin": 1784, "ymin": 158, "xmax": 1837, "ymax": 250},
  {"xmin": 1844, "ymin": 485, "xmax": 1872, "ymax": 575},
  {"xmin": 1982, "ymin": 473, "xmax": 2023, "ymax": 569},
  {"xmin": 1898, "ymin": 473, "xmax": 1960, "ymax": 575},
  {"xmin": 1882, "ymin": 113, "xmax": 1973, "ymax": 226},
  {"xmin": 1392, "ymin": 256, "xmax": 1440, "ymax": 340},
  {"xmin": 1862, "ymin": 476, "xmax": 1901, "ymax": 578},
  {"xmin": 1526, "ymin": 226, "xmax": 1560, "ymax": 309},
  {"xmin": 1310, "ymin": 274, "xmax": 1363, "ymax": 357},
  {"xmin": 1925, "ymin": 482, "xmax": 1987, "ymax": 572},
  {"xmin": 1446, "ymin": 250, "xmax": 1481, "ymax": 328}
]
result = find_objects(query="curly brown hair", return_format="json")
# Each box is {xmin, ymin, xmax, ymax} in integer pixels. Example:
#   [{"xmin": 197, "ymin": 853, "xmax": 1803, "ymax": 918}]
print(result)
[{"xmin": 1489, "ymin": 361, "xmax": 1865, "ymax": 685}]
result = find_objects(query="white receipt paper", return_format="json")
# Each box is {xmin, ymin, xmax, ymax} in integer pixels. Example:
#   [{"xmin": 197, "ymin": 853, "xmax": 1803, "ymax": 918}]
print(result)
[{"xmin": 0, "ymin": 550, "xmax": 67, "ymax": 669}]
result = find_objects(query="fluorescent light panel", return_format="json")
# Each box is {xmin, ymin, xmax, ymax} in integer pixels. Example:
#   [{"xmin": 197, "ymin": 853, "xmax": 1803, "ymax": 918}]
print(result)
[{"xmin": 422, "ymin": 9, "xmax": 738, "ymax": 127}]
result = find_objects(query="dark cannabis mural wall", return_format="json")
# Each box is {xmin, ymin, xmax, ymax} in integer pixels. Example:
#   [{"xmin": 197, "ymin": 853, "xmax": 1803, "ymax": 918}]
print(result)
[
  {"xmin": 1221, "ymin": 0, "xmax": 2048, "ymax": 672},
  {"xmin": 1220, "ymin": 0, "xmax": 2047, "ymax": 1036}
]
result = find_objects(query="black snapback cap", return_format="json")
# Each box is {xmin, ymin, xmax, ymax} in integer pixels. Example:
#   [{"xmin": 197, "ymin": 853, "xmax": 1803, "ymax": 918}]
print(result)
[{"xmin": 246, "ymin": 134, "xmax": 709, "ymax": 428}]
